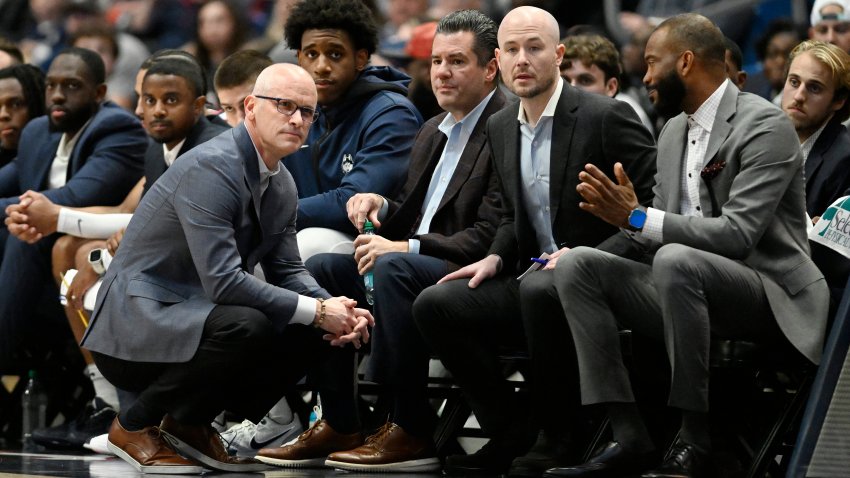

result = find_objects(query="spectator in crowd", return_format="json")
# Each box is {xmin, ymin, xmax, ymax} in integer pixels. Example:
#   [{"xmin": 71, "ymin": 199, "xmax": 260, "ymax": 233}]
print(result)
[
  {"xmin": 183, "ymin": 0, "xmax": 251, "ymax": 99},
  {"xmin": 213, "ymin": 50, "xmax": 273, "ymax": 128},
  {"xmin": 560, "ymin": 34, "xmax": 654, "ymax": 134},
  {"xmin": 70, "ymin": 22, "xmax": 130, "ymax": 110},
  {"xmin": 724, "ymin": 36, "xmax": 747, "ymax": 89},
  {"xmin": 544, "ymin": 14, "xmax": 828, "ymax": 478},
  {"xmin": 106, "ymin": 0, "xmax": 193, "ymax": 52},
  {"xmin": 79, "ymin": 63, "xmax": 371, "ymax": 474},
  {"xmin": 783, "ymin": 40, "xmax": 850, "ymax": 218},
  {"xmin": 404, "ymin": 21, "xmax": 442, "ymax": 120},
  {"xmin": 8, "ymin": 56, "xmax": 227, "ymax": 451},
  {"xmin": 745, "ymin": 19, "xmax": 803, "ymax": 104},
  {"xmin": 0, "ymin": 37, "xmax": 24, "ymax": 68},
  {"xmin": 810, "ymin": 0, "xmax": 850, "ymax": 54},
  {"xmin": 244, "ymin": 0, "xmax": 299, "ymax": 57},
  {"xmin": 255, "ymin": 9, "xmax": 506, "ymax": 472},
  {"xmin": 0, "ymin": 48, "xmax": 147, "ymax": 368},
  {"xmin": 413, "ymin": 6, "xmax": 656, "ymax": 476},
  {"xmin": 0, "ymin": 64, "xmax": 45, "ymax": 167},
  {"xmin": 379, "ymin": 0, "xmax": 431, "ymax": 58},
  {"xmin": 282, "ymin": 0, "xmax": 422, "ymax": 260}
]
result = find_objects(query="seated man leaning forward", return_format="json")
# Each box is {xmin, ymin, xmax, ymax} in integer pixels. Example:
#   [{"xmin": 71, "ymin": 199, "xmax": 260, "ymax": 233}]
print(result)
[{"xmin": 80, "ymin": 63, "xmax": 373, "ymax": 475}]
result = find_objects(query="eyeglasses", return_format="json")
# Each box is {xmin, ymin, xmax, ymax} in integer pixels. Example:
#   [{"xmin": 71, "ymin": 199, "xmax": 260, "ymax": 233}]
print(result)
[{"xmin": 254, "ymin": 95, "xmax": 317, "ymax": 124}]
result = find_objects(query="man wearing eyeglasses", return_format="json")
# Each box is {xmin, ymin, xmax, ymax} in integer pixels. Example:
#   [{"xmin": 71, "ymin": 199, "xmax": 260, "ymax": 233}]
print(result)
[{"xmin": 80, "ymin": 63, "xmax": 374, "ymax": 475}]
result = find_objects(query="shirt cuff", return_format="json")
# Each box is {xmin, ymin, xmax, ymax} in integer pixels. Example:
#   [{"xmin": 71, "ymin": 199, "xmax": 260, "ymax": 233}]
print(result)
[
  {"xmin": 291, "ymin": 296, "xmax": 318, "ymax": 326},
  {"xmin": 408, "ymin": 239, "xmax": 420, "ymax": 254},
  {"xmin": 378, "ymin": 197, "xmax": 389, "ymax": 222},
  {"xmin": 641, "ymin": 207, "xmax": 665, "ymax": 242}
]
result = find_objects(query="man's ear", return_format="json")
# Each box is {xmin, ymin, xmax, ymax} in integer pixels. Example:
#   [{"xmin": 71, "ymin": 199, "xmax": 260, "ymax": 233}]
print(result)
[
  {"xmin": 193, "ymin": 95, "xmax": 206, "ymax": 117},
  {"xmin": 95, "ymin": 83, "xmax": 107, "ymax": 102},
  {"xmin": 605, "ymin": 77, "xmax": 619, "ymax": 98},
  {"xmin": 355, "ymin": 49, "xmax": 368, "ymax": 72},
  {"xmin": 485, "ymin": 57, "xmax": 498, "ymax": 83},
  {"xmin": 679, "ymin": 50, "xmax": 695, "ymax": 76}
]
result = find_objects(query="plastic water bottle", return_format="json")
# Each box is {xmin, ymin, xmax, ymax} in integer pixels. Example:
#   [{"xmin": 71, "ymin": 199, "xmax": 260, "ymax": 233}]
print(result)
[
  {"xmin": 21, "ymin": 370, "xmax": 48, "ymax": 444},
  {"xmin": 363, "ymin": 220, "xmax": 375, "ymax": 305}
]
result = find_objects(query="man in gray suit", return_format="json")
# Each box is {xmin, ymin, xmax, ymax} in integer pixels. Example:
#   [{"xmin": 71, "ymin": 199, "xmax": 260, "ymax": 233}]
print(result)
[
  {"xmin": 543, "ymin": 14, "xmax": 829, "ymax": 478},
  {"xmin": 80, "ymin": 64, "xmax": 373, "ymax": 475}
]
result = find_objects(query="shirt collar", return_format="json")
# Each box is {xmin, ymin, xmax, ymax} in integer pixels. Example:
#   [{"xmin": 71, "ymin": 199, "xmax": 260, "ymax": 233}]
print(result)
[
  {"xmin": 438, "ymin": 88, "xmax": 496, "ymax": 138},
  {"xmin": 56, "ymin": 118, "xmax": 93, "ymax": 157},
  {"xmin": 162, "ymin": 138, "xmax": 187, "ymax": 167},
  {"xmin": 517, "ymin": 77, "xmax": 564, "ymax": 126},
  {"xmin": 687, "ymin": 79, "xmax": 729, "ymax": 133},
  {"xmin": 800, "ymin": 118, "xmax": 831, "ymax": 160}
]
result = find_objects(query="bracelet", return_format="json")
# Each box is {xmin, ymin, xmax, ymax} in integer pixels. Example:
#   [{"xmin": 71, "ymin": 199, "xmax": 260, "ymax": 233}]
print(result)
[{"xmin": 314, "ymin": 298, "xmax": 326, "ymax": 329}]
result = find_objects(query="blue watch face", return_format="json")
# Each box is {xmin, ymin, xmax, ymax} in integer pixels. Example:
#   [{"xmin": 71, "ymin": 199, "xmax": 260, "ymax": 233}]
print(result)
[{"xmin": 629, "ymin": 208, "xmax": 647, "ymax": 229}]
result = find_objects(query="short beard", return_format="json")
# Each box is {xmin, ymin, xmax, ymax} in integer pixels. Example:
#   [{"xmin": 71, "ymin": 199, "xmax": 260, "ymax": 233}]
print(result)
[
  {"xmin": 49, "ymin": 103, "xmax": 97, "ymax": 134},
  {"xmin": 652, "ymin": 69, "xmax": 687, "ymax": 119},
  {"xmin": 511, "ymin": 71, "xmax": 557, "ymax": 100}
]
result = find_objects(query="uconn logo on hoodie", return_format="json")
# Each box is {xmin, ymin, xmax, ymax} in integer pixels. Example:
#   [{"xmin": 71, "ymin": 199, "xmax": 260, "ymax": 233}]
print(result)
[{"xmin": 341, "ymin": 154, "xmax": 354, "ymax": 174}]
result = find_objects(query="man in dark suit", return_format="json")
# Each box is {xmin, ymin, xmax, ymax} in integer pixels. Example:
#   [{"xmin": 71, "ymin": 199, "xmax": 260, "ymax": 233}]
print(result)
[
  {"xmin": 545, "ymin": 14, "xmax": 828, "ymax": 478},
  {"xmin": 0, "ymin": 48, "xmax": 146, "ymax": 366},
  {"xmin": 255, "ymin": 10, "xmax": 507, "ymax": 473},
  {"xmin": 780, "ymin": 40, "xmax": 850, "ymax": 219},
  {"xmin": 79, "ymin": 64, "xmax": 373, "ymax": 474},
  {"xmin": 412, "ymin": 6, "xmax": 657, "ymax": 477}
]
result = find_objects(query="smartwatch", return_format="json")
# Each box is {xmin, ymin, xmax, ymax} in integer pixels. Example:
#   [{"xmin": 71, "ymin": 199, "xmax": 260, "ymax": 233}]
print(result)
[
  {"xmin": 628, "ymin": 207, "xmax": 648, "ymax": 231},
  {"xmin": 88, "ymin": 248, "xmax": 107, "ymax": 275}
]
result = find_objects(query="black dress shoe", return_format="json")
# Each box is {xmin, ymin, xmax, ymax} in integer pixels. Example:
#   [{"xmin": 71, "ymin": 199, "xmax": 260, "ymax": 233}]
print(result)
[
  {"xmin": 509, "ymin": 430, "xmax": 578, "ymax": 477},
  {"xmin": 444, "ymin": 435, "xmax": 528, "ymax": 475},
  {"xmin": 641, "ymin": 439, "xmax": 711, "ymax": 478},
  {"xmin": 543, "ymin": 441, "xmax": 655, "ymax": 477}
]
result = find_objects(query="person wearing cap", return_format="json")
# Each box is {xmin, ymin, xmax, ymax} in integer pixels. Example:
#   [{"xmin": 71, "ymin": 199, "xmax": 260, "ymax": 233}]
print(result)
[
  {"xmin": 406, "ymin": 21, "xmax": 442, "ymax": 120},
  {"xmin": 810, "ymin": 0, "xmax": 850, "ymax": 54}
]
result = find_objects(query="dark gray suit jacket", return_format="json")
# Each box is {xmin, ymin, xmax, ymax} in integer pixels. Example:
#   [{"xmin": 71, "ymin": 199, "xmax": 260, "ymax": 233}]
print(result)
[
  {"xmin": 487, "ymin": 82, "xmax": 657, "ymax": 273},
  {"xmin": 805, "ymin": 116, "xmax": 850, "ymax": 217},
  {"xmin": 82, "ymin": 124, "xmax": 329, "ymax": 362},
  {"xmin": 602, "ymin": 83, "xmax": 829, "ymax": 364}
]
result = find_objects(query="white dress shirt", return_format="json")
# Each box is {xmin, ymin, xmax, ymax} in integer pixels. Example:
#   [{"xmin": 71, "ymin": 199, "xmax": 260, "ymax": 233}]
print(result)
[
  {"xmin": 47, "ymin": 120, "xmax": 92, "ymax": 190},
  {"xmin": 162, "ymin": 138, "xmax": 187, "ymax": 168}
]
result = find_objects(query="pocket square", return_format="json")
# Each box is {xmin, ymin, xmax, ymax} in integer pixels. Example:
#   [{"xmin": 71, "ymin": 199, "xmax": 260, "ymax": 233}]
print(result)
[{"xmin": 701, "ymin": 160, "xmax": 726, "ymax": 181}]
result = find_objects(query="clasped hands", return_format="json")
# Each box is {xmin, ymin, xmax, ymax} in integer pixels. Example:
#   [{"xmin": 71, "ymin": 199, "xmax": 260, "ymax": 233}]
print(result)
[
  {"xmin": 317, "ymin": 296, "xmax": 374, "ymax": 349},
  {"xmin": 346, "ymin": 193, "xmax": 407, "ymax": 274},
  {"xmin": 4, "ymin": 190, "xmax": 60, "ymax": 244}
]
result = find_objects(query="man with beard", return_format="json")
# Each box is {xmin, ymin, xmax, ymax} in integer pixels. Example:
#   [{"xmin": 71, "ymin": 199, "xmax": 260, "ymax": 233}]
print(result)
[
  {"xmin": 543, "ymin": 14, "xmax": 828, "ymax": 478},
  {"xmin": 4, "ymin": 56, "xmax": 227, "ymax": 451},
  {"xmin": 412, "ymin": 6, "xmax": 656, "ymax": 477},
  {"xmin": 0, "ymin": 48, "xmax": 146, "ymax": 368}
]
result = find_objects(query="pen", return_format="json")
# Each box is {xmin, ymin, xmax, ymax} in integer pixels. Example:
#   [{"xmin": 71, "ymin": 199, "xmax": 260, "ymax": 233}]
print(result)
[
  {"xmin": 60, "ymin": 272, "xmax": 89, "ymax": 328},
  {"xmin": 530, "ymin": 257, "xmax": 549, "ymax": 266}
]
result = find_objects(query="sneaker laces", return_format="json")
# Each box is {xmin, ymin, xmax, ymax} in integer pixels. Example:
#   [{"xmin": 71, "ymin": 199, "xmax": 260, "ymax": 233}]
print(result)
[
  {"xmin": 364, "ymin": 422, "xmax": 395, "ymax": 447},
  {"xmin": 220, "ymin": 420, "xmax": 255, "ymax": 445}
]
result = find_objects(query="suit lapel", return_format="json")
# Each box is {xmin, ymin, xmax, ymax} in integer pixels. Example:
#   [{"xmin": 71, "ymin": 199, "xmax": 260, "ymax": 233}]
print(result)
[
  {"xmin": 804, "ymin": 117, "xmax": 841, "ymax": 189},
  {"xmin": 699, "ymin": 84, "xmax": 737, "ymax": 217},
  {"xmin": 236, "ymin": 125, "xmax": 263, "ymax": 225},
  {"xmin": 549, "ymin": 86, "xmax": 578, "ymax": 224},
  {"xmin": 35, "ymin": 133, "xmax": 62, "ymax": 189}
]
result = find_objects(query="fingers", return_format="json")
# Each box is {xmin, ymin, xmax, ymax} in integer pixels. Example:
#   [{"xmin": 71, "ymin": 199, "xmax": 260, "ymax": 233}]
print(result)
[
  {"xmin": 584, "ymin": 163, "xmax": 616, "ymax": 188},
  {"xmin": 543, "ymin": 257, "xmax": 558, "ymax": 270},
  {"xmin": 437, "ymin": 267, "xmax": 471, "ymax": 284},
  {"xmin": 613, "ymin": 162, "xmax": 633, "ymax": 188}
]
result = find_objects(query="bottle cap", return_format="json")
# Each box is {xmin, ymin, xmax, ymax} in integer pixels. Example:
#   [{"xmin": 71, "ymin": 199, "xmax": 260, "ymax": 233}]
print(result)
[{"xmin": 364, "ymin": 220, "xmax": 374, "ymax": 232}]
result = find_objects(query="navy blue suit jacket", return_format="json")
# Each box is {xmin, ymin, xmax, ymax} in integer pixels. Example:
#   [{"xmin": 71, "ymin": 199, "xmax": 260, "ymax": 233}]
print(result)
[{"xmin": 0, "ymin": 102, "xmax": 147, "ymax": 214}]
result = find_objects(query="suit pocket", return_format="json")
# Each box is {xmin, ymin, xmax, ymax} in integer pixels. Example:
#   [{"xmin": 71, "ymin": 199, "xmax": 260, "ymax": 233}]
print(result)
[
  {"xmin": 781, "ymin": 260, "xmax": 825, "ymax": 295},
  {"xmin": 126, "ymin": 279, "xmax": 186, "ymax": 303}
]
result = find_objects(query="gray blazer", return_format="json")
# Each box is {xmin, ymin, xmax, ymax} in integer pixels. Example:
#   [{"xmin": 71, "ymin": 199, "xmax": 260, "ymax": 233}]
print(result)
[
  {"xmin": 603, "ymin": 83, "xmax": 829, "ymax": 364},
  {"xmin": 81, "ymin": 124, "xmax": 329, "ymax": 363}
]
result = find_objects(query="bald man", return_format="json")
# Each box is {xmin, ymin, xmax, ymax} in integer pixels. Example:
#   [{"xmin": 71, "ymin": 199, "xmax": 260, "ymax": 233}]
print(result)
[
  {"xmin": 413, "ymin": 6, "xmax": 656, "ymax": 476},
  {"xmin": 81, "ymin": 64, "xmax": 374, "ymax": 475}
]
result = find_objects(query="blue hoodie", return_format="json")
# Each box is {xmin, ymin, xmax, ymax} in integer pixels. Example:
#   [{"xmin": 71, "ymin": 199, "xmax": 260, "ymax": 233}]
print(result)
[{"xmin": 283, "ymin": 65, "xmax": 423, "ymax": 234}]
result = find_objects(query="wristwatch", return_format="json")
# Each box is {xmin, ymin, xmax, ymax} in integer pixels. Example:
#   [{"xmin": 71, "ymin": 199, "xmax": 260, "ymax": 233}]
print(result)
[
  {"xmin": 88, "ymin": 248, "xmax": 107, "ymax": 275},
  {"xmin": 628, "ymin": 206, "xmax": 648, "ymax": 231}
]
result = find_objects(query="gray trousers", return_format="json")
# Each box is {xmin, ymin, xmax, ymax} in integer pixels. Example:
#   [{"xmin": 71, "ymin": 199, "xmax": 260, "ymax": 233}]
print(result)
[{"xmin": 552, "ymin": 243, "xmax": 786, "ymax": 412}]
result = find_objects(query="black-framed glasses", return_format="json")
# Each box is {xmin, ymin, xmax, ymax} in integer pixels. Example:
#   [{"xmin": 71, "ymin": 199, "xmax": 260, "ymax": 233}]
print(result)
[{"xmin": 254, "ymin": 95, "xmax": 317, "ymax": 124}]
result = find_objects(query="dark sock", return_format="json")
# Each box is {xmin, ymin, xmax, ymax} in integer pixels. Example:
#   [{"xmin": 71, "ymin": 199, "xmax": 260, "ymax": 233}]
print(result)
[
  {"xmin": 319, "ymin": 389, "xmax": 359, "ymax": 434},
  {"xmin": 679, "ymin": 410, "xmax": 711, "ymax": 452},
  {"xmin": 607, "ymin": 402, "xmax": 654, "ymax": 454},
  {"xmin": 119, "ymin": 398, "xmax": 164, "ymax": 431},
  {"xmin": 391, "ymin": 388, "xmax": 435, "ymax": 439}
]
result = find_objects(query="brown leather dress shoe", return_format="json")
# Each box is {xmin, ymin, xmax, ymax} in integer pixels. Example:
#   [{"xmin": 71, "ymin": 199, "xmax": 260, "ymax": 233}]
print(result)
[
  {"xmin": 326, "ymin": 422, "xmax": 440, "ymax": 472},
  {"xmin": 106, "ymin": 417, "xmax": 206, "ymax": 474},
  {"xmin": 159, "ymin": 415, "xmax": 268, "ymax": 472},
  {"xmin": 255, "ymin": 419, "xmax": 364, "ymax": 468}
]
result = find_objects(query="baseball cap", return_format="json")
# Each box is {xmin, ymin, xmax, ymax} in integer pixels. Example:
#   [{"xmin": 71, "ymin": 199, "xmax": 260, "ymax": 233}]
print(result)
[{"xmin": 811, "ymin": 0, "xmax": 850, "ymax": 26}]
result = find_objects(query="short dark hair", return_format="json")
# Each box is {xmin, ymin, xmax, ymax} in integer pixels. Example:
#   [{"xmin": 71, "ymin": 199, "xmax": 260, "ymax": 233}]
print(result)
[
  {"xmin": 55, "ymin": 47, "xmax": 106, "ymax": 85},
  {"xmin": 562, "ymin": 34, "xmax": 622, "ymax": 82},
  {"xmin": 0, "ymin": 64, "xmax": 46, "ymax": 120},
  {"xmin": 285, "ymin": 0, "xmax": 379, "ymax": 55},
  {"xmin": 144, "ymin": 58, "xmax": 206, "ymax": 98},
  {"xmin": 0, "ymin": 37, "xmax": 24, "ymax": 64},
  {"xmin": 141, "ymin": 50, "xmax": 209, "ymax": 93},
  {"xmin": 435, "ymin": 9, "xmax": 498, "ymax": 67},
  {"xmin": 70, "ymin": 20, "xmax": 120, "ymax": 59},
  {"xmin": 655, "ymin": 13, "xmax": 726, "ymax": 65},
  {"xmin": 214, "ymin": 50, "xmax": 272, "ymax": 90},
  {"xmin": 724, "ymin": 36, "xmax": 744, "ymax": 71},
  {"xmin": 754, "ymin": 18, "xmax": 804, "ymax": 61}
]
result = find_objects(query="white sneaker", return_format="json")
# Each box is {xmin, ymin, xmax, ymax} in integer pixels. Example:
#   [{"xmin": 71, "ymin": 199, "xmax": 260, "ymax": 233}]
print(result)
[
  {"xmin": 220, "ymin": 414, "xmax": 304, "ymax": 457},
  {"xmin": 83, "ymin": 433, "xmax": 112, "ymax": 455}
]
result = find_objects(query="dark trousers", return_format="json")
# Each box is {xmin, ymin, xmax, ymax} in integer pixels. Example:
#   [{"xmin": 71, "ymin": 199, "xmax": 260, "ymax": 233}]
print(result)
[
  {"xmin": 307, "ymin": 252, "xmax": 448, "ymax": 434},
  {"xmin": 413, "ymin": 271, "xmax": 578, "ymax": 437},
  {"xmin": 93, "ymin": 304, "xmax": 356, "ymax": 428},
  {"xmin": 0, "ymin": 234, "xmax": 67, "ymax": 366}
]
